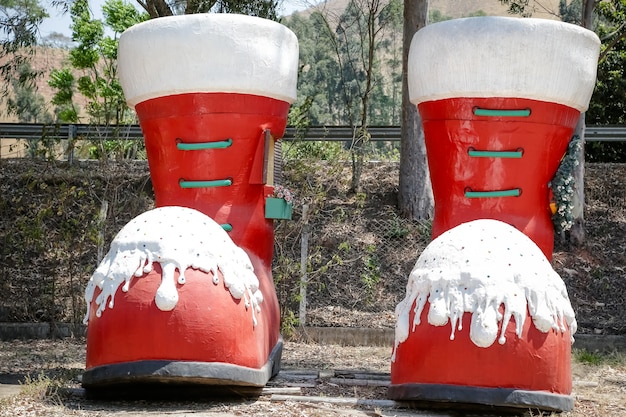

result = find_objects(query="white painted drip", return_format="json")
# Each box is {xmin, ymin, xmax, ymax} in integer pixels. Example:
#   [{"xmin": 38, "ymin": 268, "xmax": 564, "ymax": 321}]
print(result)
[
  {"xmin": 392, "ymin": 219, "xmax": 576, "ymax": 361},
  {"xmin": 84, "ymin": 206, "xmax": 262, "ymax": 326}
]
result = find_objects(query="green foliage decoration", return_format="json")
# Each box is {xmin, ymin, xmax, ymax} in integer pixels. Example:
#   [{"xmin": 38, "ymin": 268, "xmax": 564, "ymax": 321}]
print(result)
[{"xmin": 551, "ymin": 135, "xmax": 581, "ymax": 234}]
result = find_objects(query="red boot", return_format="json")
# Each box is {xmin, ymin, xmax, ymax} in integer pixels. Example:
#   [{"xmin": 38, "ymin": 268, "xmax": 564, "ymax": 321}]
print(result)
[
  {"xmin": 83, "ymin": 14, "xmax": 298, "ymax": 392},
  {"xmin": 389, "ymin": 16, "xmax": 599, "ymax": 412},
  {"xmin": 408, "ymin": 17, "xmax": 600, "ymax": 261},
  {"xmin": 420, "ymin": 97, "xmax": 579, "ymax": 260}
]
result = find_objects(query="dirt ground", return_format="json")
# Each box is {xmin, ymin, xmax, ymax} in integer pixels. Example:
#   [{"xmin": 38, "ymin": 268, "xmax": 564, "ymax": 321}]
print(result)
[
  {"xmin": 1, "ymin": 162, "xmax": 625, "ymax": 416},
  {"xmin": 0, "ymin": 339, "xmax": 625, "ymax": 417}
]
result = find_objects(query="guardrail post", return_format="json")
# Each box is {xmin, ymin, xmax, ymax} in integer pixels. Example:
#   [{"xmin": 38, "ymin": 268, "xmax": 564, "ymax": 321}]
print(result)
[
  {"xmin": 67, "ymin": 124, "xmax": 77, "ymax": 165},
  {"xmin": 299, "ymin": 203, "xmax": 310, "ymax": 326}
]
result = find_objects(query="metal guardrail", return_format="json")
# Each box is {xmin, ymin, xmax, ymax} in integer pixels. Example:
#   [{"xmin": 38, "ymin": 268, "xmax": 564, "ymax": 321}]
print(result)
[
  {"xmin": 584, "ymin": 125, "xmax": 626, "ymax": 142},
  {"xmin": 0, "ymin": 123, "xmax": 142, "ymax": 141},
  {"xmin": 1, "ymin": 123, "xmax": 625, "ymax": 142}
]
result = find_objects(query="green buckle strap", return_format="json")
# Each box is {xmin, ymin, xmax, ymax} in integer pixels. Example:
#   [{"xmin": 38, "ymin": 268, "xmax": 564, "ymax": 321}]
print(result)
[
  {"xmin": 175, "ymin": 139, "xmax": 234, "ymax": 231},
  {"xmin": 176, "ymin": 138, "xmax": 233, "ymax": 150},
  {"xmin": 179, "ymin": 179, "xmax": 232, "ymax": 189},
  {"xmin": 473, "ymin": 108, "xmax": 531, "ymax": 117},
  {"xmin": 464, "ymin": 188, "xmax": 521, "ymax": 198},
  {"xmin": 468, "ymin": 147, "xmax": 524, "ymax": 159}
]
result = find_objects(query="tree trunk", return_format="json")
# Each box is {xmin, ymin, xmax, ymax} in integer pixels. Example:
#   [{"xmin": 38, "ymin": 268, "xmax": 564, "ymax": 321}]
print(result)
[
  {"xmin": 398, "ymin": 0, "xmax": 433, "ymax": 220},
  {"xmin": 349, "ymin": 0, "xmax": 383, "ymax": 194},
  {"xmin": 137, "ymin": 0, "xmax": 174, "ymax": 18},
  {"xmin": 569, "ymin": 114, "xmax": 586, "ymax": 245},
  {"xmin": 582, "ymin": 0, "xmax": 594, "ymax": 28},
  {"xmin": 569, "ymin": 0, "xmax": 595, "ymax": 246}
]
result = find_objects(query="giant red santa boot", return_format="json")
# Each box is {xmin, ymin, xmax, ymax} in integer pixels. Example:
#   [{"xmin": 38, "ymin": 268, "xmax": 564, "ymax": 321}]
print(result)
[
  {"xmin": 389, "ymin": 17, "xmax": 599, "ymax": 412},
  {"xmin": 82, "ymin": 14, "xmax": 298, "ymax": 392},
  {"xmin": 410, "ymin": 16, "xmax": 599, "ymax": 260}
]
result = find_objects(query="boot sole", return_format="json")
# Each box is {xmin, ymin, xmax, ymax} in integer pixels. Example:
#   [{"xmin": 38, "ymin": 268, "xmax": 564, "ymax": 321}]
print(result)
[
  {"xmin": 388, "ymin": 382, "xmax": 574, "ymax": 413},
  {"xmin": 82, "ymin": 337, "xmax": 282, "ymax": 399}
]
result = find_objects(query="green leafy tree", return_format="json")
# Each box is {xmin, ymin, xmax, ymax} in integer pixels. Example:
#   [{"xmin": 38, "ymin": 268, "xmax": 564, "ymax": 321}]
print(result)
[
  {"xmin": 0, "ymin": 0, "xmax": 47, "ymax": 109},
  {"xmin": 137, "ymin": 0, "xmax": 281, "ymax": 19},
  {"xmin": 7, "ymin": 61, "xmax": 54, "ymax": 158},
  {"xmin": 287, "ymin": 0, "xmax": 401, "ymax": 192},
  {"xmin": 587, "ymin": 0, "xmax": 626, "ymax": 126},
  {"xmin": 373, "ymin": 0, "xmax": 402, "ymax": 126},
  {"xmin": 559, "ymin": 0, "xmax": 583, "ymax": 24},
  {"xmin": 429, "ymin": 9, "xmax": 452, "ymax": 22},
  {"xmin": 70, "ymin": 0, "xmax": 146, "ymax": 125},
  {"xmin": 282, "ymin": 12, "xmax": 347, "ymax": 162},
  {"xmin": 586, "ymin": 0, "xmax": 626, "ymax": 161},
  {"xmin": 41, "ymin": 31, "xmax": 72, "ymax": 48},
  {"xmin": 48, "ymin": 67, "xmax": 79, "ymax": 123},
  {"xmin": 48, "ymin": 0, "xmax": 148, "ymax": 160},
  {"xmin": 7, "ymin": 61, "xmax": 52, "ymax": 123},
  {"xmin": 286, "ymin": 11, "xmax": 343, "ymax": 125},
  {"xmin": 334, "ymin": 0, "xmax": 402, "ymax": 192}
]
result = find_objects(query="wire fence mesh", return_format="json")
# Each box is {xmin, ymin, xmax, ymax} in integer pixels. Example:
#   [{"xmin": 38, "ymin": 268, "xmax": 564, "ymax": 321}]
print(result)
[
  {"xmin": 273, "ymin": 198, "xmax": 431, "ymax": 329},
  {"xmin": 1, "ymin": 159, "xmax": 430, "ymax": 330}
]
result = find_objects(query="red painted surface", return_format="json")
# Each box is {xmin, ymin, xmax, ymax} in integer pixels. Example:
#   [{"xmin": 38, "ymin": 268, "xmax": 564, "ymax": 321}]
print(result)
[
  {"xmin": 391, "ymin": 97, "xmax": 577, "ymax": 398},
  {"xmin": 391, "ymin": 301, "xmax": 572, "ymax": 394},
  {"xmin": 86, "ymin": 253, "xmax": 280, "ymax": 369},
  {"xmin": 420, "ymin": 97, "xmax": 581, "ymax": 260},
  {"xmin": 86, "ymin": 92, "xmax": 288, "ymax": 372},
  {"xmin": 137, "ymin": 92, "xmax": 290, "ymax": 265}
]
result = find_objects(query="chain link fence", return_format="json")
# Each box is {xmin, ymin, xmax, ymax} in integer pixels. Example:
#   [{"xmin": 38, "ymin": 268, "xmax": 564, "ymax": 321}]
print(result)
[
  {"xmin": 272, "ymin": 182, "xmax": 432, "ymax": 331},
  {"xmin": 1, "ymin": 158, "xmax": 430, "ymax": 333}
]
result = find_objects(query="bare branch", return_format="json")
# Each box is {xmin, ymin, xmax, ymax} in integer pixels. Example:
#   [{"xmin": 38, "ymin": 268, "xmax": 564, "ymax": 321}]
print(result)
[{"xmin": 599, "ymin": 22, "xmax": 626, "ymax": 62}]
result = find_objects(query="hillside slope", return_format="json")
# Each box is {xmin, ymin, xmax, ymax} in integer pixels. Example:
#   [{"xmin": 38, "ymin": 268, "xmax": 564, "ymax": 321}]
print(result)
[
  {"xmin": 0, "ymin": 47, "xmax": 87, "ymax": 123},
  {"xmin": 293, "ymin": 0, "xmax": 562, "ymax": 19},
  {"xmin": 430, "ymin": 0, "xmax": 561, "ymax": 19}
]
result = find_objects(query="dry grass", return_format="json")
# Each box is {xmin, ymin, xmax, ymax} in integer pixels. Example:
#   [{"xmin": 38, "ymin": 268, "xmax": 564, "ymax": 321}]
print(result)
[
  {"xmin": 568, "ymin": 355, "xmax": 626, "ymax": 417},
  {"xmin": 1, "ymin": 339, "xmax": 626, "ymax": 416}
]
